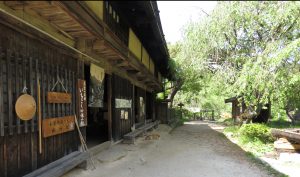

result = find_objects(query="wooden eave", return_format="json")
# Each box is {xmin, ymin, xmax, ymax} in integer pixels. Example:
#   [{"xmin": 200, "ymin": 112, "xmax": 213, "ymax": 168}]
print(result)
[
  {"xmin": 1, "ymin": 1, "xmax": 162, "ymax": 92},
  {"xmin": 110, "ymin": 1, "xmax": 170, "ymax": 78},
  {"xmin": 224, "ymin": 96, "xmax": 242, "ymax": 103}
]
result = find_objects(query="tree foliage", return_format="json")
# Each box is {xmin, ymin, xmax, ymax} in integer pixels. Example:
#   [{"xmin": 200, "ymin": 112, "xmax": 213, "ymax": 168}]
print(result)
[{"xmin": 170, "ymin": 1, "xmax": 300, "ymax": 119}]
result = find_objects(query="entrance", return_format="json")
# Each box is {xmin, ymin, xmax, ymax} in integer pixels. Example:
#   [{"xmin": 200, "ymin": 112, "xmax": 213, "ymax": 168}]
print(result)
[
  {"xmin": 134, "ymin": 86, "xmax": 146, "ymax": 128},
  {"xmin": 84, "ymin": 64, "xmax": 109, "ymax": 148}
]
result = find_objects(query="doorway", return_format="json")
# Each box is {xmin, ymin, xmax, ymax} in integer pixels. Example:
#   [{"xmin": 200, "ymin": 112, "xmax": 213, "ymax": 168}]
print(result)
[{"xmin": 84, "ymin": 64, "xmax": 109, "ymax": 148}]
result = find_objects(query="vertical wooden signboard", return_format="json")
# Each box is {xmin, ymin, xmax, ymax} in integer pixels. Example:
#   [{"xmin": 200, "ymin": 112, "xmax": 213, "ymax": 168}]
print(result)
[{"xmin": 77, "ymin": 79, "xmax": 87, "ymax": 127}]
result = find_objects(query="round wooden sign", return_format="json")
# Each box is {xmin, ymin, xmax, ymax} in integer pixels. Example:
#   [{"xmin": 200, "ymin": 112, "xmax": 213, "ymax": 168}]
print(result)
[{"xmin": 15, "ymin": 94, "xmax": 36, "ymax": 121}]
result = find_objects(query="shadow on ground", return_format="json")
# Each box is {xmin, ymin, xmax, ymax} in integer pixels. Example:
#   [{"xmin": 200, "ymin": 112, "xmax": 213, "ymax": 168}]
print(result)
[{"xmin": 63, "ymin": 121, "xmax": 286, "ymax": 177}]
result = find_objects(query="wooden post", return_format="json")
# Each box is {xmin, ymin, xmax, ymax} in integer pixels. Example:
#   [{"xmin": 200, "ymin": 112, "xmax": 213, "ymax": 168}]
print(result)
[
  {"xmin": 107, "ymin": 75, "xmax": 112, "ymax": 141},
  {"xmin": 151, "ymin": 92, "xmax": 155, "ymax": 121},
  {"xmin": 232, "ymin": 102, "xmax": 236, "ymax": 123},
  {"xmin": 144, "ymin": 89, "xmax": 146, "ymax": 126},
  {"xmin": 132, "ymin": 85, "xmax": 135, "ymax": 129},
  {"xmin": 38, "ymin": 79, "xmax": 42, "ymax": 154}
]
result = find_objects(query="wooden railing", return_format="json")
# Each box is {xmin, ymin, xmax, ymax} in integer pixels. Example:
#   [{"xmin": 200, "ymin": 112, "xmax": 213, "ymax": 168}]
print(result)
[{"xmin": 103, "ymin": 1, "xmax": 129, "ymax": 47}]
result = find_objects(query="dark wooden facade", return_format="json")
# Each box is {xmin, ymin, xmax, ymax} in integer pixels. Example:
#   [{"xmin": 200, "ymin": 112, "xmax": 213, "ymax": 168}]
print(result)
[
  {"xmin": 0, "ymin": 1, "xmax": 170, "ymax": 177},
  {"xmin": 0, "ymin": 23, "xmax": 84, "ymax": 177},
  {"xmin": 112, "ymin": 74, "xmax": 133, "ymax": 141}
]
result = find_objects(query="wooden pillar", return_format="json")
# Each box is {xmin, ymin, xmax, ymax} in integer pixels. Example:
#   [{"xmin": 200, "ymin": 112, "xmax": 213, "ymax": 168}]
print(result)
[
  {"xmin": 107, "ymin": 75, "xmax": 112, "ymax": 141},
  {"xmin": 242, "ymin": 100, "xmax": 247, "ymax": 113},
  {"xmin": 236, "ymin": 101, "xmax": 241, "ymax": 118},
  {"xmin": 132, "ymin": 85, "xmax": 135, "ymax": 128},
  {"xmin": 152, "ymin": 93, "xmax": 155, "ymax": 121},
  {"xmin": 267, "ymin": 99, "xmax": 271, "ymax": 120},
  {"xmin": 144, "ymin": 89, "xmax": 147, "ymax": 125},
  {"xmin": 232, "ymin": 102, "xmax": 236, "ymax": 122}
]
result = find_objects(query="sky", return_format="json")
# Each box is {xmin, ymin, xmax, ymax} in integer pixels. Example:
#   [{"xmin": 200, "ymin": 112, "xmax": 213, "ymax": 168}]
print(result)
[{"xmin": 157, "ymin": 1, "xmax": 218, "ymax": 44}]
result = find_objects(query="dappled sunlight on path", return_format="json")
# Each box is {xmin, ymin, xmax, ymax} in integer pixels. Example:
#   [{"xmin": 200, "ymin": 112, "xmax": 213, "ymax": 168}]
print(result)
[{"xmin": 64, "ymin": 123, "xmax": 275, "ymax": 177}]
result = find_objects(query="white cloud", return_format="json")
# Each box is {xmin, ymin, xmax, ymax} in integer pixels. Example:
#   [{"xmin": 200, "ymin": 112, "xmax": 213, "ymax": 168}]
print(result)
[{"xmin": 157, "ymin": 1, "xmax": 217, "ymax": 44}]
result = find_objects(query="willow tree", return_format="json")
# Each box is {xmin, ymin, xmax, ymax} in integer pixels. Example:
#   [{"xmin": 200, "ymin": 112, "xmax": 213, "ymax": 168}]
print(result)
[
  {"xmin": 173, "ymin": 1, "xmax": 300, "ymax": 121},
  {"xmin": 163, "ymin": 43, "xmax": 184, "ymax": 108}
]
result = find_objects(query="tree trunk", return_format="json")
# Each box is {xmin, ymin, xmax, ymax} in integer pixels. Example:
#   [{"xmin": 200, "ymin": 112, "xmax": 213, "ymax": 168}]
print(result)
[
  {"xmin": 167, "ymin": 79, "xmax": 183, "ymax": 108},
  {"xmin": 285, "ymin": 108, "xmax": 295, "ymax": 125}
]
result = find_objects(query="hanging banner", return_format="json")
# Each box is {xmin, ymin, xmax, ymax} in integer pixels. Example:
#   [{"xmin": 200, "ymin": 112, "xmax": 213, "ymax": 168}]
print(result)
[
  {"xmin": 88, "ymin": 64, "xmax": 105, "ymax": 107},
  {"xmin": 77, "ymin": 79, "xmax": 87, "ymax": 127}
]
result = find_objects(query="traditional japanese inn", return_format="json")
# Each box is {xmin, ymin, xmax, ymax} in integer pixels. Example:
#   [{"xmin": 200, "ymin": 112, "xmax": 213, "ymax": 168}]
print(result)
[{"xmin": 0, "ymin": 1, "xmax": 171, "ymax": 176}]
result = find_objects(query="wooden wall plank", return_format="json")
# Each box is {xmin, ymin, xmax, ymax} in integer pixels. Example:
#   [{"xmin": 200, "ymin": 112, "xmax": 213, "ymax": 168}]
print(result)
[
  {"xmin": 64, "ymin": 68, "xmax": 69, "ymax": 155},
  {"xmin": 61, "ymin": 65, "xmax": 65, "ymax": 156},
  {"xmin": 41, "ymin": 60, "xmax": 47, "ymax": 166},
  {"xmin": 20, "ymin": 134, "xmax": 31, "ymax": 176},
  {"xmin": 56, "ymin": 64, "xmax": 62, "ymax": 158},
  {"xmin": 6, "ymin": 135, "xmax": 18, "ymax": 177},
  {"xmin": 23, "ymin": 54, "xmax": 28, "ymax": 134},
  {"xmin": 0, "ymin": 20, "xmax": 82, "ymax": 176},
  {"xmin": 3, "ymin": 136, "xmax": 7, "ymax": 177},
  {"xmin": 31, "ymin": 132, "xmax": 37, "ymax": 171},
  {"xmin": 51, "ymin": 64, "xmax": 57, "ymax": 161},
  {"xmin": 29, "ymin": 57, "xmax": 35, "ymax": 132},
  {"xmin": 45, "ymin": 58, "xmax": 53, "ymax": 163},
  {"xmin": 72, "ymin": 71, "xmax": 77, "ymax": 151},
  {"xmin": 6, "ymin": 50, "xmax": 13, "ymax": 135},
  {"xmin": 0, "ymin": 137, "xmax": 5, "ymax": 177},
  {"xmin": 0, "ymin": 49, "xmax": 4, "ymax": 136},
  {"xmin": 15, "ymin": 53, "xmax": 21, "ymax": 134}
]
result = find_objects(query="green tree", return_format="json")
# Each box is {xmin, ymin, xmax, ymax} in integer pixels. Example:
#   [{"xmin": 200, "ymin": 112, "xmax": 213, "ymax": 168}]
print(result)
[{"xmin": 171, "ymin": 1, "xmax": 300, "ymax": 121}]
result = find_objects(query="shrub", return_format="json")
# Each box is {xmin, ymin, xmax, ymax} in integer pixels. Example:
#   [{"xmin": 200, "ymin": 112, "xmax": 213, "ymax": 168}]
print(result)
[{"xmin": 238, "ymin": 123, "xmax": 275, "ymax": 144}]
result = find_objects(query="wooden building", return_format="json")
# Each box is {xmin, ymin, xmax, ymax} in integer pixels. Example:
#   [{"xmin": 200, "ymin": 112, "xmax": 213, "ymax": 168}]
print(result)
[
  {"xmin": 0, "ymin": 1, "xmax": 170, "ymax": 177},
  {"xmin": 225, "ymin": 97, "xmax": 271, "ymax": 123},
  {"xmin": 224, "ymin": 96, "xmax": 245, "ymax": 122}
]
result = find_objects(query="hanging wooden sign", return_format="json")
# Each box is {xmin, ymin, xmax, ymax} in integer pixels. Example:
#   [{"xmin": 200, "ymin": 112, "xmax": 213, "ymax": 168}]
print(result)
[
  {"xmin": 47, "ymin": 92, "xmax": 72, "ymax": 103},
  {"xmin": 77, "ymin": 79, "xmax": 87, "ymax": 127},
  {"xmin": 42, "ymin": 115, "xmax": 75, "ymax": 138}
]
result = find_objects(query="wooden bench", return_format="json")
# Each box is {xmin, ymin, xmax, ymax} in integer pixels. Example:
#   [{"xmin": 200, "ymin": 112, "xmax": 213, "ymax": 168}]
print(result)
[
  {"xmin": 123, "ymin": 120, "xmax": 160, "ymax": 144},
  {"xmin": 24, "ymin": 151, "xmax": 89, "ymax": 177}
]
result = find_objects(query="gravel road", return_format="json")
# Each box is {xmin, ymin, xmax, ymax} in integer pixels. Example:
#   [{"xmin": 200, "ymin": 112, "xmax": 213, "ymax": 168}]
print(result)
[{"xmin": 63, "ymin": 121, "xmax": 274, "ymax": 177}]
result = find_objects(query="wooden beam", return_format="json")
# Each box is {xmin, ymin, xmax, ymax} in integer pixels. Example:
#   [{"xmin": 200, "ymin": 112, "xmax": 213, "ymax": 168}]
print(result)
[
  {"xmin": 0, "ymin": 2, "xmax": 75, "ymax": 47},
  {"xmin": 60, "ymin": 1, "xmax": 162, "ymax": 91},
  {"xmin": 116, "ymin": 61, "xmax": 130, "ymax": 68},
  {"xmin": 57, "ymin": 1, "xmax": 104, "ymax": 38},
  {"xmin": 107, "ymin": 75, "xmax": 112, "ymax": 141},
  {"xmin": 92, "ymin": 39, "xmax": 106, "ymax": 50}
]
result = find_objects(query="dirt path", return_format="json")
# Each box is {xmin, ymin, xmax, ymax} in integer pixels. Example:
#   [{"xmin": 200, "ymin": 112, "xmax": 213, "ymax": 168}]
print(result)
[{"xmin": 64, "ymin": 121, "xmax": 274, "ymax": 177}]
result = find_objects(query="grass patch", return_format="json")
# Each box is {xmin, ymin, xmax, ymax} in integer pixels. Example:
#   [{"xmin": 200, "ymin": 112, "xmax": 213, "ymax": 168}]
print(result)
[
  {"xmin": 222, "ymin": 119, "xmax": 300, "ymax": 176},
  {"xmin": 224, "ymin": 124, "xmax": 275, "ymax": 156},
  {"xmin": 218, "ymin": 117, "xmax": 235, "ymax": 126},
  {"xmin": 223, "ymin": 125, "xmax": 239, "ymax": 134},
  {"xmin": 267, "ymin": 119, "xmax": 300, "ymax": 129}
]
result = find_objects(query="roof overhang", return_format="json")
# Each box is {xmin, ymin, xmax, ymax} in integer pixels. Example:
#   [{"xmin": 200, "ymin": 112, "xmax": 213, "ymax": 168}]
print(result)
[
  {"xmin": 110, "ymin": 1, "xmax": 170, "ymax": 79},
  {"xmin": 0, "ymin": 1, "xmax": 163, "ymax": 92}
]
